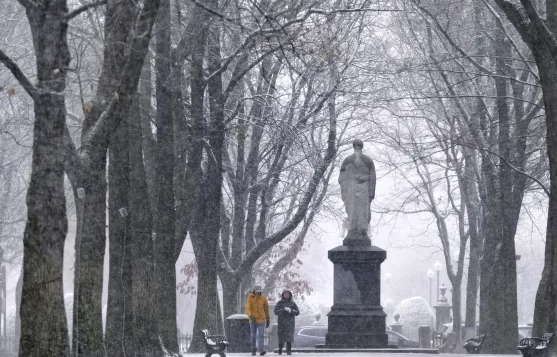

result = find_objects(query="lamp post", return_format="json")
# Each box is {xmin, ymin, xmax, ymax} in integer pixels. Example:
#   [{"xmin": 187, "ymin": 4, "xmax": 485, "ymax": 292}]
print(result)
[
  {"xmin": 434, "ymin": 260, "xmax": 442, "ymax": 302},
  {"xmin": 427, "ymin": 269, "xmax": 434, "ymax": 307}
]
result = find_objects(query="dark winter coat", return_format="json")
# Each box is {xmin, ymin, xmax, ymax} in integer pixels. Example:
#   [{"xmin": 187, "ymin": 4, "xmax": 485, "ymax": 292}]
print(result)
[{"xmin": 274, "ymin": 295, "xmax": 300, "ymax": 342}]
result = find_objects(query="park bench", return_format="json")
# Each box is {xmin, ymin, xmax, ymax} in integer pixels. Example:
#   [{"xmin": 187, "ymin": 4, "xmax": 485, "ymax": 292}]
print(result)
[
  {"xmin": 517, "ymin": 332, "xmax": 555, "ymax": 357},
  {"xmin": 463, "ymin": 334, "xmax": 486, "ymax": 354},
  {"xmin": 201, "ymin": 329, "xmax": 229, "ymax": 357}
]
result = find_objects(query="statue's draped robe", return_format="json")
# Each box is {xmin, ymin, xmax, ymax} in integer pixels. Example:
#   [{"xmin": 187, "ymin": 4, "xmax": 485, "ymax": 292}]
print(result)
[{"xmin": 339, "ymin": 152, "xmax": 376, "ymax": 237}]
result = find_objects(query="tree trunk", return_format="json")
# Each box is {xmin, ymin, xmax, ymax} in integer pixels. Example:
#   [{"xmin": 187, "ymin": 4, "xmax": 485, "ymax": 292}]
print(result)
[
  {"xmin": 532, "ymin": 35, "xmax": 557, "ymax": 339},
  {"xmin": 72, "ymin": 2, "xmax": 135, "ymax": 355},
  {"xmin": 465, "ymin": 227, "xmax": 480, "ymax": 328},
  {"xmin": 464, "ymin": 155, "xmax": 480, "ymax": 329},
  {"xmin": 221, "ymin": 276, "xmax": 242, "ymax": 326},
  {"xmin": 491, "ymin": 1, "xmax": 557, "ymax": 348},
  {"xmin": 189, "ymin": 22, "xmax": 226, "ymax": 352},
  {"xmin": 129, "ymin": 92, "xmax": 159, "ymax": 357},
  {"xmin": 106, "ymin": 115, "xmax": 133, "ymax": 357},
  {"xmin": 479, "ymin": 23, "xmax": 518, "ymax": 353},
  {"xmin": 18, "ymin": 4, "xmax": 72, "ymax": 357},
  {"xmin": 173, "ymin": 56, "xmax": 192, "ymax": 260},
  {"xmin": 72, "ymin": 1, "xmax": 161, "ymax": 355},
  {"xmin": 73, "ymin": 149, "xmax": 107, "ymax": 357},
  {"xmin": 452, "ymin": 283, "xmax": 462, "ymax": 343},
  {"xmin": 230, "ymin": 114, "xmax": 247, "ymax": 268},
  {"xmin": 220, "ymin": 203, "xmax": 231, "ymax": 260},
  {"xmin": 189, "ymin": 182, "xmax": 225, "ymax": 351},
  {"xmin": 20, "ymin": 95, "xmax": 71, "ymax": 357},
  {"xmin": 153, "ymin": 0, "xmax": 178, "ymax": 350},
  {"xmin": 139, "ymin": 51, "xmax": 157, "ymax": 219},
  {"xmin": 187, "ymin": 270, "xmax": 224, "ymax": 352}
]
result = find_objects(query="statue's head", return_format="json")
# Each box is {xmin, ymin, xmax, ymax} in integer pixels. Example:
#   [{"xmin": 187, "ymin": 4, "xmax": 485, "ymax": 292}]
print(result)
[{"xmin": 352, "ymin": 139, "xmax": 364, "ymax": 150}]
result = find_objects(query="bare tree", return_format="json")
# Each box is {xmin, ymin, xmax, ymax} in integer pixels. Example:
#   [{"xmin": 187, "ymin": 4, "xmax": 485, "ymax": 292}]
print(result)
[
  {"xmin": 0, "ymin": 0, "xmax": 77, "ymax": 354},
  {"xmin": 379, "ymin": 1, "xmax": 546, "ymax": 350},
  {"xmin": 493, "ymin": 1, "xmax": 557, "ymax": 350}
]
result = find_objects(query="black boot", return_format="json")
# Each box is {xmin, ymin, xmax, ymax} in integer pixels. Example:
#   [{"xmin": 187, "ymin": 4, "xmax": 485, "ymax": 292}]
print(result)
[
  {"xmin": 278, "ymin": 342, "xmax": 284, "ymax": 355},
  {"xmin": 260, "ymin": 351, "xmax": 266, "ymax": 356},
  {"xmin": 252, "ymin": 349, "xmax": 256, "ymax": 356},
  {"xmin": 286, "ymin": 342, "xmax": 292, "ymax": 355}
]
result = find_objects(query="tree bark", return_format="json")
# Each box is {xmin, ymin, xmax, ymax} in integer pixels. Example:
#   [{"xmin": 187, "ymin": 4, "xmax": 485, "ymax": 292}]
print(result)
[
  {"xmin": 221, "ymin": 275, "xmax": 242, "ymax": 328},
  {"xmin": 189, "ymin": 21, "xmax": 227, "ymax": 353},
  {"xmin": 73, "ymin": 148, "xmax": 107, "ymax": 357},
  {"xmin": 478, "ymin": 21, "xmax": 519, "ymax": 353},
  {"xmin": 14, "ymin": 3, "xmax": 71, "ymax": 357},
  {"xmin": 106, "ymin": 114, "xmax": 133, "ymax": 357},
  {"xmin": 464, "ymin": 201, "xmax": 481, "ymax": 328},
  {"xmin": 129, "ymin": 92, "xmax": 159, "ymax": 357},
  {"xmin": 72, "ymin": 1, "xmax": 160, "ymax": 355},
  {"xmin": 531, "ymin": 26, "xmax": 557, "ymax": 339},
  {"xmin": 20, "ymin": 94, "xmax": 71, "ymax": 357},
  {"xmin": 493, "ymin": 0, "xmax": 557, "ymax": 345},
  {"xmin": 139, "ymin": 51, "xmax": 157, "ymax": 219},
  {"xmin": 16, "ymin": 1, "xmax": 72, "ymax": 356},
  {"xmin": 153, "ymin": 0, "xmax": 178, "ymax": 350}
]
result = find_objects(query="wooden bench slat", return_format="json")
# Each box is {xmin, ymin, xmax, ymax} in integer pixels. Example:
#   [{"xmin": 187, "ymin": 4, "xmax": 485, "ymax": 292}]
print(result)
[
  {"xmin": 517, "ymin": 332, "xmax": 554, "ymax": 357},
  {"xmin": 463, "ymin": 334, "xmax": 486, "ymax": 354},
  {"xmin": 201, "ymin": 329, "xmax": 229, "ymax": 357}
]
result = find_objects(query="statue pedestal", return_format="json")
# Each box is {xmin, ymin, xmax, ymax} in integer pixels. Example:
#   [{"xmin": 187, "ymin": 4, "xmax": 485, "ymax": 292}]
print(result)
[
  {"xmin": 434, "ymin": 284, "xmax": 452, "ymax": 332},
  {"xmin": 433, "ymin": 304, "xmax": 452, "ymax": 331},
  {"xmin": 324, "ymin": 245, "xmax": 388, "ymax": 348},
  {"xmin": 390, "ymin": 322, "xmax": 403, "ymax": 333}
]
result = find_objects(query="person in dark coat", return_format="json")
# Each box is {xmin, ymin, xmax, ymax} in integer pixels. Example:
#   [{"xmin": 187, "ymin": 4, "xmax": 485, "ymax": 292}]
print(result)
[{"xmin": 274, "ymin": 288, "xmax": 300, "ymax": 355}]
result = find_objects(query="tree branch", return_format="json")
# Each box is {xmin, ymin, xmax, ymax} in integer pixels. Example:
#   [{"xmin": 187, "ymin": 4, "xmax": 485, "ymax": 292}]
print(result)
[
  {"xmin": 492, "ymin": 0, "xmax": 538, "ymax": 47},
  {"xmin": 480, "ymin": 0, "xmax": 540, "ymax": 82},
  {"xmin": 0, "ymin": 49, "xmax": 38, "ymax": 100},
  {"xmin": 519, "ymin": 0, "xmax": 557, "ymax": 59},
  {"xmin": 66, "ymin": 0, "xmax": 108, "ymax": 20},
  {"xmin": 237, "ymin": 83, "xmax": 338, "ymax": 277},
  {"xmin": 222, "ymin": 47, "xmax": 279, "ymax": 101},
  {"xmin": 16, "ymin": 0, "xmax": 37, "ymax": 10},
  {"xmin": 412, "ymin": 0, "xmax": 493, "ymax": 75},
  {"xmin": 458, "ymin": 141, "xmax": 549, "ymax": 196},
  {"xmin": 81, "ymin": 0, "xmax": 160, "ymax": 157},
  {"xmin": 0, "ymin": 219, "xmax": 26, "ymax": 225}
]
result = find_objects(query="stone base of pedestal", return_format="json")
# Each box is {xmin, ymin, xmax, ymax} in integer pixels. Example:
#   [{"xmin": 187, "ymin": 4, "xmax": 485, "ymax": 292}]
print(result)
[
  {"xmin": 308, "ymin": 347, "xmax": 440, "ymax": 353},
  {"xmin": 325, "ymin": 305, "xmax": 387, "ymax": 348},
  {"xmin": 324, "ymin": 245, "xmax": 388, "ymax": 348}
]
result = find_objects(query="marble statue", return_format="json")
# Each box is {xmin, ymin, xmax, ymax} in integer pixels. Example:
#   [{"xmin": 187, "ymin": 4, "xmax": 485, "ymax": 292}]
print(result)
[{"xmin": 339, "ymin": 139, "xmax": 376, "ymax": 243}]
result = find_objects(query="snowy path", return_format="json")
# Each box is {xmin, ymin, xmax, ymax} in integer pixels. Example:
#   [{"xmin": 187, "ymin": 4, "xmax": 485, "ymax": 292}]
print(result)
[{"xmin": 183, "ymin": 352, "xmax": 518, "ymax": 357}]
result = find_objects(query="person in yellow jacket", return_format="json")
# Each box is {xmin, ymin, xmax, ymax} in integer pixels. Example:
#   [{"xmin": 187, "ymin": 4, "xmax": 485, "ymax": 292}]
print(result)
[{"xmin": 246, "ymin": 285, "xmax": 270, "ymax": 356}]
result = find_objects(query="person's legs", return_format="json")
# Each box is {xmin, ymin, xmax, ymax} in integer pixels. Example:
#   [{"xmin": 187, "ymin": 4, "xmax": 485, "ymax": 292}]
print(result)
[
  {"xmin": 286, "ymin": 342, "xmax": 292, "ymax": 355},
  {"xmin": 256, "ymin": 322, "xmax": 266, "ymax": 353},
  {"xmin": 278, "ymin": 341, "xmax": 284, "ymax": 355},
  {"xmin": 250, "ymin": 322, "xmax": 257, "ymax": 354}
]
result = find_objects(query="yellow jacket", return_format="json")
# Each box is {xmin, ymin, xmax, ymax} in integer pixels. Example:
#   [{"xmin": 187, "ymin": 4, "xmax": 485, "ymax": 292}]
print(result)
[{"xmin": 245, "ymin": 292, "xmax": 269, "ymax": 324}]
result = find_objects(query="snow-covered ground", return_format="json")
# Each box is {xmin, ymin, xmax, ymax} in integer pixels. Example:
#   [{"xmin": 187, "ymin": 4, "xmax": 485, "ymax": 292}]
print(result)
[{"xmin": 179, "ymin": 353, "xmax": 517, "ymax": 357}]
